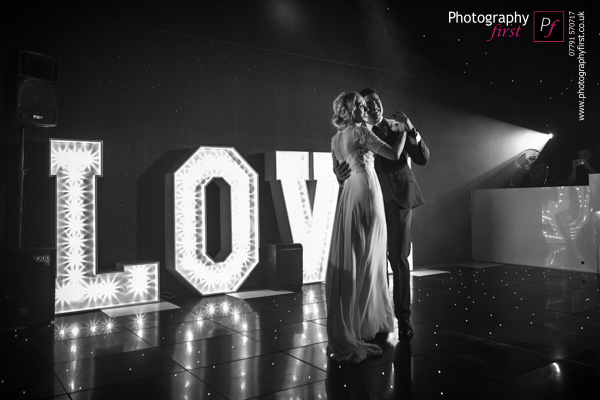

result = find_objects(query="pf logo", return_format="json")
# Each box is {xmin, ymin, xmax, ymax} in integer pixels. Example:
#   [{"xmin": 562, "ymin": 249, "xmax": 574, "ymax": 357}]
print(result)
[{"xmin": 533, "ymin": 11, "xmax": 564, "ymax": 42}]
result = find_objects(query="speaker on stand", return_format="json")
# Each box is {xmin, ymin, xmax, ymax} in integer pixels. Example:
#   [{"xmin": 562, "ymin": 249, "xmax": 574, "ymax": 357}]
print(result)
[
  {"xmin": 7, "ymin": 49, "xmax": 59, "ymax": 128},
  {"xmin": 3, "ymin": 50, "xmax": 59, "ymax": 247},
  {"xmin": 1, "ymin": 50, "xmax": 59, "ymax": 328}
]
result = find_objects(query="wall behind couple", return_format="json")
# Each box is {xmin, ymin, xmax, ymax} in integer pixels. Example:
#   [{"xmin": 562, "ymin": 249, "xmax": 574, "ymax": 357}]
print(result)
[{"xmin": 0, "ymin": 0, "xmax": 544, "ymax": 293}]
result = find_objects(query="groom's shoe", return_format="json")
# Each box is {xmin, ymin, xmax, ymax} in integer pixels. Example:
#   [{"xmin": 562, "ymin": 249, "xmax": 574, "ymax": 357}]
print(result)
[{"xmin": 398, "ymin": 319, "xmax": 414, "ymax": 338}]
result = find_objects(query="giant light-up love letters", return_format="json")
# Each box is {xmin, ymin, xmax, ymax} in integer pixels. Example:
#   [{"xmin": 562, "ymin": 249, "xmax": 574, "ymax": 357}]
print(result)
[{"xmin": 51, "ymin": 140, "xmax": 339, "ymax": 314}]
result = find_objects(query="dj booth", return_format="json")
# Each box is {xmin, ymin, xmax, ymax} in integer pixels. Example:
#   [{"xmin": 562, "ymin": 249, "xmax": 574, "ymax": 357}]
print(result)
[{"xmin": 472, "ymin": 174, "xmax": 600, "ymax": 273}]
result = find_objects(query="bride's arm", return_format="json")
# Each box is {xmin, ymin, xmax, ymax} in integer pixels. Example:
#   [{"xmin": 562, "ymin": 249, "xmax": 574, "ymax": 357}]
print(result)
[
  {"xmin": 361, "ymin": 127, "xmax": 407, "ymax": 160},
  {"xmin": 375, "ymin": 130, "xmax": 407, "ymax": 160}
]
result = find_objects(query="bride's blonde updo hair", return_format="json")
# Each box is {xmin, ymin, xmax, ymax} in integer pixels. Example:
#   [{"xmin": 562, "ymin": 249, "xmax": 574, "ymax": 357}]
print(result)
[{"xmin": 332, "ymin": 92, "xmax": 360, "ymax": 129}]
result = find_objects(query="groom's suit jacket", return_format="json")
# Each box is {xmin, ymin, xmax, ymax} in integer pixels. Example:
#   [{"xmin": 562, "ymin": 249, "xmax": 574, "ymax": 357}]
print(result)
[{"xmin": 372, "ymin": 118, "xmax": 430, "ymax": 209}]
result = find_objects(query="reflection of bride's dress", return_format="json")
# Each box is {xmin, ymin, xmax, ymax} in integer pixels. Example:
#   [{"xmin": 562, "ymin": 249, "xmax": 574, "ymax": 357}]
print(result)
[{"xmin": 326, "ymin": 126, "xmax": 394, "ymax": 364}]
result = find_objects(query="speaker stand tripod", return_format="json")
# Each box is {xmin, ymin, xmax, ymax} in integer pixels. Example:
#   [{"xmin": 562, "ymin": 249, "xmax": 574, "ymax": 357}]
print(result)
[{"xmin": 17, "ymin": 125, "xmax": 26, "ymax": 249}]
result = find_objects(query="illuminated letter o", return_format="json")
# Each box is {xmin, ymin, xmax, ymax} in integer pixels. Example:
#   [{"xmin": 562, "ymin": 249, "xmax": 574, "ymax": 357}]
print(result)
[{"xmin": 167, "ymin": 146, "xmax": 258, "ymax": 295}]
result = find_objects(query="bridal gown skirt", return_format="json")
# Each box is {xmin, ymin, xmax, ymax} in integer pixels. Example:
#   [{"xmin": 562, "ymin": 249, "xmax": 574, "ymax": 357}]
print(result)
[{"xmin": 326, "ymin": 167, "xmax": 394, "ymax": 364}]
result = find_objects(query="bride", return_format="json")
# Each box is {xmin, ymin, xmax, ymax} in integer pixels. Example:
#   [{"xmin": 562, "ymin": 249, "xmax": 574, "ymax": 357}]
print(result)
[{"xmin": 326, "ymin": 91, "xmax": 407, "ymax": 364}]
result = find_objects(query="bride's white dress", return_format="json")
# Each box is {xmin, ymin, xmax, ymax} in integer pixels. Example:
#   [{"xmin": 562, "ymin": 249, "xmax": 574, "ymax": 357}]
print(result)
[{"xmin": 326, "ymin": 125, "xmax": 395, "ymax": 364}]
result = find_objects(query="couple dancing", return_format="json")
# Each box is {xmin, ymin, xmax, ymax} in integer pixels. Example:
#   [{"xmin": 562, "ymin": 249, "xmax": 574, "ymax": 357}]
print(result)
[{"xmin": 326, "ymin": 89, "xmax": 430, "ymax": 364}]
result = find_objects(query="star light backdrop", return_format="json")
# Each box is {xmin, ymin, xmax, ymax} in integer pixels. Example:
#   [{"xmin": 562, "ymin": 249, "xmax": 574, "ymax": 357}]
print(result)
[{"xmin": 29, "ymin": 2, "xmax": 590, "ymax": 315}]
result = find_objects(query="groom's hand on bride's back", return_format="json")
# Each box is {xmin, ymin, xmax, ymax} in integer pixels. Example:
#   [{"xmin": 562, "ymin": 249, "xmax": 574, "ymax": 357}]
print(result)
[{"xmin": 333, "ymin": 161, "xmax": 351, "ymax": 183}]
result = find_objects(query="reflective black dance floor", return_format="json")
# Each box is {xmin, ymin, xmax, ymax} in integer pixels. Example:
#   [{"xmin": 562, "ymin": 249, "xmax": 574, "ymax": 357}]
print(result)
[{"xmin": 2, "ymin": 264, "xmax": 599, "ymax": 399}]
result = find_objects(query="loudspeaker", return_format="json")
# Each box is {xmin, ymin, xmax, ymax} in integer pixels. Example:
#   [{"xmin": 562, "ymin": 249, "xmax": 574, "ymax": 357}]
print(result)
[
  {"xmin": 261, "ymin": 243, "xmax": 303, "ymax": 291},
  {"xmin": 1, "ymin": 247, "xmax": 56, "ymax": 329},
  {"xmin": 5, "ymin": 50, "xmax": 59, "ymax": 127}
]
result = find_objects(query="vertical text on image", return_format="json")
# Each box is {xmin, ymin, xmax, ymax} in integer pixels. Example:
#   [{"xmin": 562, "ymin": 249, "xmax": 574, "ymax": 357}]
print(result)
[
  {"xmin": 568, "ymin": 11, "xmax": 576, "ymax": 56},
  {"xmin": 576, "ymin": 11, "xmax": 585, "ymax": 121}
]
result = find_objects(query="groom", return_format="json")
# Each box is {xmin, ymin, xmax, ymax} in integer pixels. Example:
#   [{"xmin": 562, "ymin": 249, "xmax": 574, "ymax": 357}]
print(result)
[{"xmin": 334, "ymin": 88, "xmax": 430, "ymax": 338}]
